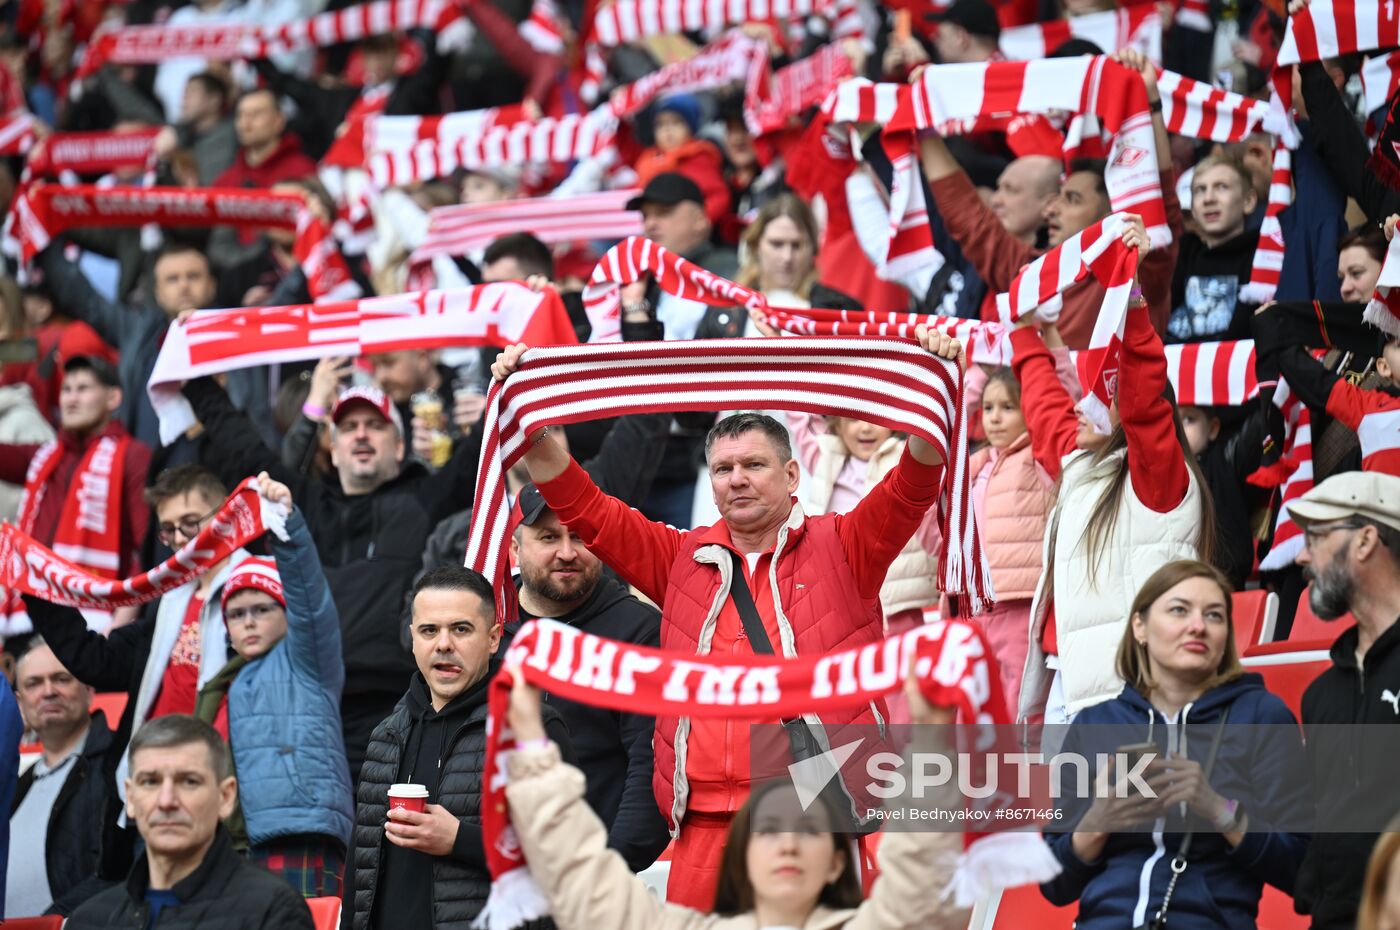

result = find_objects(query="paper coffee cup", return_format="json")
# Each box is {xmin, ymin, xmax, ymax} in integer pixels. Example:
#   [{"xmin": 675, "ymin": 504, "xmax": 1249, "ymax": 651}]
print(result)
[{"xmin": 387, "ymin": 783, "xmax": 429, "ymax": 814}]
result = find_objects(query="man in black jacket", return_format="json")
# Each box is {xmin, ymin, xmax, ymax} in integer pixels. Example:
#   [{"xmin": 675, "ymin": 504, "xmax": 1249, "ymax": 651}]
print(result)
[
  {"xmin": 66, "ymin": 715, "xmax": 311, "ymax": 930},
  {"xmin": 181, "ymin": 380, "xmax": 481, "ymax": 779},
  {"xmin": 507, "ymin": 484, "xmax": 670, "ymax": 871},
  {"xmin": 353, "ymin": 566, "xmax": 572, "ymax": 930},
  {"xmin": 9, "ymin": 640, "xmax": 116, "ymax": 917},
  {"xmin": 1291, "ymin": 472, "xmax": 1400, "ymax": 930}
]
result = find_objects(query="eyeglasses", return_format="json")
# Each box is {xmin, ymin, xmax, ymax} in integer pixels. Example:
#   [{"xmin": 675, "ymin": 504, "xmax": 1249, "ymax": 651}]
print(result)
[
  {"xmin": 1303, "ymin": 522, "xmax": 1361, "ymax": 548},
  {"xmin": 225, "ymin": 603, "xmax": 281, "ymax": 625},
  {"xmin": 157, "ymin": 505, "xmax": 220, "ymax": 546}
]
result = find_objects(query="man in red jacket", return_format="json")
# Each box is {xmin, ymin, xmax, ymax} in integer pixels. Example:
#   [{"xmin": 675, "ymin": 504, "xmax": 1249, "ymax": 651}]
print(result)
[
  {"xmin": 491, "ymin": 328, "xmax": 963, "ymax": 908},
  {"xmin": 211, "ymin": 88, "xmax": 318, "ymax": 252},
  {"xmin": 0, "ymin": 355, "xmax": 151, "ymax": 581}
]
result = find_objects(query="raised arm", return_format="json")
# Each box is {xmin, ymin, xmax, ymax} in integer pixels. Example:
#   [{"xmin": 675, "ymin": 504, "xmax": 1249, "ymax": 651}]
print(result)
[
  {"xmin": 181, "ymin": 377, "xmax": 300, "ymax": 492},
  {"xmin": 1009, "ymin": 326, "xmax": 1079, "ymax": 479},
  {"xmin": 261, "ymin": 475, "xmax": 344, "ymax": 692},
  {"xmin": 1118, "ymin": 300, "xmax": 1190, "ymax": 513},
  {"xmin": 22, "ymin": 595, "xmax": 154, "ymax": 692},
  {"xmin": 39, "ymin": 245, "xmax": 149, "ymax": 352}
]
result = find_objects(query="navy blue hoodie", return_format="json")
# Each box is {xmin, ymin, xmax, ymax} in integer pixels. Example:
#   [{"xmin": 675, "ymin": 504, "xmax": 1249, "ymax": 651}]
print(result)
[{"xmin": 1042, "ymin": 674, "xmax": 1310, "ymax": 930}]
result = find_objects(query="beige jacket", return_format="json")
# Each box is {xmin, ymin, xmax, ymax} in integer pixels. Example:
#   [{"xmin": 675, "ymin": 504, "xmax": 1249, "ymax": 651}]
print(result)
[{"xmin": 506, "ymin": 744, "xmax": 969, "ymax": 930}]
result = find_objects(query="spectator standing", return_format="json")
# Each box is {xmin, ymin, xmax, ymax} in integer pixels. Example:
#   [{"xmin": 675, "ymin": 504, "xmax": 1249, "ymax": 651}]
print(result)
[
  {"xmin": 8, "ymin": 640, "xmax": 115, "ymax": 917},
  {"xmin": 193, "ymin": 472, "xmax": 354, "ymax": 897},
  {"xmin": 1167, "ymin": 156, "xmax": 1261, "ymax": 343},
  {"xmin": 492, "ymin": 329, "xmax": 963, "ymax": 907},
  {"xmin": 181, "ymin": 381, "xmax": 483, "ymax": 778},
  {"xmin": 0, "ymin": 355, "xmax": 151, "ymax": 582},
  {"xmin": 352, "ymin": 567, "xmax": 574, "ymax": 930},
  {"xmin": 1011, "ymin": 218, "xmax": 1213, "ymax": 726},
  {"xmin": 153, "ymin": 71, "xmax": 237, "ymax": 186},
  {"xmin": 64, "ymin": 716, "xmax": 314, "ymax": 929},
  {"xmin": 23, "ymin": 465, "xmax": 251, "ymax": 883},
  {"xmin": 1291, "ymin": 472, "xmax": 1400, "ymax": 930},
  {"xmin": 1043, "ymin": 560, "xmax": 1308, "ymax": 929},
  {"xmin": 508, "ymin": 483, "xmax": 670, "ymax": 871}
]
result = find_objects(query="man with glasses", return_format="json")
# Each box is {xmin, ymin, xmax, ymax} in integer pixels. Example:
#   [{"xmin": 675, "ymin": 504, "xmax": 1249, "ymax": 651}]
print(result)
[
  {"xmin": 23, "ymin": 464, "xmax": 253, "ymax": 890},
  {"xmin": 1290, "ymin": 471, "xmax": 1400, "ymax": 930}
]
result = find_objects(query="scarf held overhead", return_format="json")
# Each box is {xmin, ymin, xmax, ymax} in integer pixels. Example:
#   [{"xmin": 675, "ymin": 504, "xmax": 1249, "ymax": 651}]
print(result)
[
  {"xmin": 473, "ymin": 618, "xmax": 1061, "ymax": 930},
  {"xmin": 462, "ymin": 332, "xmax": 993, "ymax": 632},
  {"xmin": 1, "ymin": 478, "xmax": 283, "ymax": 610},
  {"xmin": 147, "ymin": 282, "xmax": 578, "ymax": 444}
]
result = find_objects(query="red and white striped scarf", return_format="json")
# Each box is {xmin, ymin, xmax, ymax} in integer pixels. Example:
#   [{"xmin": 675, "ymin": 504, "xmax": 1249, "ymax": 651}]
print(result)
[
  {"xmin": 1239, "ymin": 144, "xmax": 1292, "ymax": 304},
  {"xmin": 746, "ymin": 42, "xmax": 855, "ymax": 134},
  {"xmin": 474, "ymin": 618, "xmax": 1060, "ymax": 930},
  {"xmin": 1361, "ymin": 51, "xmax": 1400, "ymax": 119},
  {"xmin": 1160, "ymin": 339, "xmax": 1260, "ymax": 407},
  {"xmin": 1157, "ymin": 70, "xmax": 1281, "ymax": 141},
  {"xmin": 295, "ymin": 212, "xmax": 362, "ymax": 303},
  {"xmin": 994, "ymin": 213, "xmax": 1138, "ymax": 432},
  {"xmin": 0, "ymin": 112, "xmax": 34, "ymax": 156},
  {"xmin": 607, "ymin": 32, "xmax": 768, "ymax": 118},
  {"xmin": 1277, "ymin": 0, "xmax": 1398, "ymax": 66},
  {"xmin": 1258, "ymin": 385, "xmax": 1313, "ymax": 571},
  {"xmin": 409, "ymin": 189, "xmax": 641, "ymax": 268},
  {"xmin": 762, "ymin": 307, "xmax": 1014, "ymax": 366},
  {"xmin": 1175, "ymin": 0, "xmax": 1212, "ymax": 32},
  {"xmin": 0, "ymin": 477, "xmax": 282, "ymax": 609},
  {"xmin": 147, "ymin": 283, "xmax": 578, "ymax": 444},
  {"xmin": 464, "ymin": 335, "xmax": 990, "ymax": 622},
  {"xmin": 997, "ymin": 6, "xmax": 1162, "ymax": 62},
  {"xmin": 76, "ymin": 0, "xmax": 459, "ymax": 77},
  {"xmin": 1366, "ymin": 229, "xmax": 1400, "ymax": 337},
  {"xmin": 365, "ymin": 110, "xmax": 617, "ymax": 187},
  {"xmin": 18, "ymin": 431, "xmax": 132, "ymax": 579},
  {"xmin": 520, "ymin": 0, "xmax": 566, "ymax": 54}
]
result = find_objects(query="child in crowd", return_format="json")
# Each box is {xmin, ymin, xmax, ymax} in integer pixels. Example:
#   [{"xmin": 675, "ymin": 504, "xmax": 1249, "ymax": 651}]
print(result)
[
  {"xmin": 195, "ymin": 471, "xmax": 354, "ymax": 897},
  {"xmin": 1012, "ymin": 218, "xmax": 1214, "ymax": 728},
  {"xmin": 787, "ymin": 412, "xmax": 940, "ymax": 724},
  {"xmin": 1178, "ymin": 404, "xmax": 1267, "ymax": 589},
  {"xmin": 632, "ymin": 93, "xmax": 730, "ymax": 226}
]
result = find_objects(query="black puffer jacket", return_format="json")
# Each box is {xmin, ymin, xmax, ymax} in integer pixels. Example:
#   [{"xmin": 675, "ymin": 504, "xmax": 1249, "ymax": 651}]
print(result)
[
  {"xmin": 65, "ymin": 827, "xmax": 312, "ymax": 929},
  {"xmin": 11, "ymin": 710, "xmax": 118, "ymax": 915},
  {"xmin": 352, "ymin": 671, "xmax": 573, "ymax": 930}
]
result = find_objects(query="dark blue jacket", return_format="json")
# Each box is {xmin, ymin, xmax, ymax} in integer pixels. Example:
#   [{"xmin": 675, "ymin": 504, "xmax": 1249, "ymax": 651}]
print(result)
[
  {"xmin": 1042, "ymin": 674, "xmax": 1310, "ymax": 930},
  {"xmin": 0, "ymin": 683, "xmax": 20, "ymax": 919},
  {"xmin": 228, "ymin": 507, "xmax": 354, "ymax": 849}
]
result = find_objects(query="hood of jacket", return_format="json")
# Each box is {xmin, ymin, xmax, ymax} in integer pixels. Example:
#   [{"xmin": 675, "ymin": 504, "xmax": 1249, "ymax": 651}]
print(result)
[{"xmin": 402, "ymin": 664, "xmax": 494, "ymax": 725}]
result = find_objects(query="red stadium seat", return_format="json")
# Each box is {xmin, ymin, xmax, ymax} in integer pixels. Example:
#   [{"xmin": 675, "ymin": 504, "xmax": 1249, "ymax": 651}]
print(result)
[
  {"xmin": 1, "ymin": 917, "xmax": 64, "ymax": 929},
  {"xmin": 1231, "ymin": 590, "xmax": 1278, "ymax": 650},
  {"xmin": 988, "ymin": 883, "xmax": 1076, "ymax": 930},
  {"xmin": 1289, "ymin": 587, "xmax": 1354, "ymax": 643},
  {"xmin": 1242, "ymin": 642, "xmax": 1332, "ymax": 719},
  {"xmin": 307, "ymin": 896, "xmax": 341, "ymax": 930},
  {"xmin": 1258, "ymin": 884, "xmax": 1309, "ymax": 930}
]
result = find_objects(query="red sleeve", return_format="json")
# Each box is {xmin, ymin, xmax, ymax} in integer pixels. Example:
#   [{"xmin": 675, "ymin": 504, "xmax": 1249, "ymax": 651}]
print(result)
[
  {"xmin": 834, "ymin": 445, "xmax": 942, "ymax": 600},
  {"xmin": 121, "ymin": 440, "xmax": 153, "ymax": 575},
  {"xmin": 462, "ymin": 0, "xmax": 559, "ymax": 104},
  {"xmin": 928, "ymin": 171, "xmax": 1037, "ymax": 293},
  {"xmin": 1118, "ymin": 304, "xmax": 1190, "ymax": 512},
  {"xmin": 1137, "ymin": 170, "xmax": 1183, "ymax": 336},
  {"xmin": 1010, "ymin": 326, "xmax": 1079, "ymax": 480},
  {"xmin": 0, "ymin": 442, "xmax": 41, "ymax": 484},
  {"xmin": 1324, "ymin": 378, "xmax": 1379, "ymax": 431},
  {"xmin": 535, "ymin": 457, "xmax": 687, "ymax": 604}
]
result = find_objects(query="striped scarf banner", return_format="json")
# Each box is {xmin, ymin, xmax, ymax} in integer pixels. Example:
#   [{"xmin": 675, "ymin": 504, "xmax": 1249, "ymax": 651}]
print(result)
[
  {"xmin": 463, "ymin": 337, "xmax": 991, "ymax": 628},
  {"xmin": 1161, "ymin": 339, "xmax": 1260, "ymax": 407},
  {"xmin": 1276, "ymin": 0, "xmax": 1399, "ymax": 65},
  {"xmin": 607, "ymin": 31, "xmax": 769, "ymax": 119},
  {"xmin": 747, "ymin": 41, "xmax": 856, "ymax": 134},
  {"xmin": 1157, "ymin": 70, "xmax": 1282, "ymax": 141},
  {"xmin": 997, "ymin": 6, "xmax": 1162, "ymax": 61},
  {"xmin": 409, "ymin": 189, "xmax": 642, "ymax": 267},
  {"xmin": 0, "ymin": 112, "xmax": 33, "ymax": 156},
  {"xmin": 994, "ymin": 213, "xmax": 1138, "ymax": 432},
  {"xmin": 1365, "ymin": 229, "xmax": 1400, "ymax": 337},
  {"xmin": 762, "ymin": 308, "xmax": 1014, "ymax": 366},
  {"xmin": 1259, "ymin": 386, "xmax": 1314, "ymax": 571},
  {"xmin": 147, "ymin": 283, "xmax": 578, "ymax": 443},
  {"xmin": 1240, "ymin": 144, "xmax": 1293, "ymax": 304}
]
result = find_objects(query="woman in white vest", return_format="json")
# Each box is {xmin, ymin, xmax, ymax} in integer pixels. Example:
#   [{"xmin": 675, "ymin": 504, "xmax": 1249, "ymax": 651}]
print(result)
[{"xmin": 1009, "ymin": 219, "xmax": 1214, "ymax": 727}]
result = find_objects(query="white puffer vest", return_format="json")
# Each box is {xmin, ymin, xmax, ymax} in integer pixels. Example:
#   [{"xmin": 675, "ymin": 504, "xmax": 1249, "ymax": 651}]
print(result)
[
  {"xmin": 1017, "ymin": 447, "xmax": 1202, "ymax": 721},
  {"xmin": 806, "ymin": 433, "xmax": 940, "ymax": 616}
]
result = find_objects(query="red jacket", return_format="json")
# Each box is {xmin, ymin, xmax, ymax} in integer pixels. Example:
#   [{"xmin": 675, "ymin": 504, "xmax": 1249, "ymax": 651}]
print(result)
[
  {"xmin": 633, "ymin": 140, "xmax": 731, "ymax": 227},
  {"xmin": 213, "ymin": 135, "xmax": 318, "ymax": 245},
  {"xmin": 0, "ymin": 420, "xmax": 151, "ymax": 576},
  {"xmin": 537, "ymin": 448, "xmax": 942, "ymax": 830}
]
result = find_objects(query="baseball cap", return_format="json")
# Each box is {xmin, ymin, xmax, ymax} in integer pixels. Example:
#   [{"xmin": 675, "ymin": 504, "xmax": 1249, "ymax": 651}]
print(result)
[
  {"xmin": 221, "ymin": 557, "xmax": 286, "ymax": 613},
  {"xmin": 1289, "ymin": 471, "xmax": 1400, "ymax": 533},
  {"xmin": 62, "ymin": 354, "xmax": 120, "ymax": 389},
  {"xmin": 626, "ymin": 172, "xmax": 706, "ymax": 211},
  {"xmin": 332, "ymin": 384, "xmax": 404, "ymax": 435},
  {"xmin": 925, "ymin": 0, "xmax": 1001, "ymax": 41},
  {"xmin": 516, "ymin": 482, "xmax": 551, "ymax": 527}
]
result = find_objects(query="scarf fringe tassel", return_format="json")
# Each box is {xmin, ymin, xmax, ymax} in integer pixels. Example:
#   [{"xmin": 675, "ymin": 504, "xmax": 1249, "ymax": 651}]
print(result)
[
  {"xmin": 473, "ymin": 866, "xmax": 553, "ymax": 930},
  {"xmin": 943, "ymin": 831, "xmax": 1064, "ymax": 909}
]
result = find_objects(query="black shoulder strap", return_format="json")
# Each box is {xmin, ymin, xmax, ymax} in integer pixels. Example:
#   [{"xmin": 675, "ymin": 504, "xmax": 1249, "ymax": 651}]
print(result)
[{"xmin": 728, "ymin": 550, "xmax": 775, "ymax": 656}]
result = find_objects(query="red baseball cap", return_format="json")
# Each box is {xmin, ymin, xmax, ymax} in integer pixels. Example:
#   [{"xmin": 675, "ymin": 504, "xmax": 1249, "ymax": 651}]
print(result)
[{"xmin": 332, "ymin": 385, "xmax": 404, "ymax": 435}]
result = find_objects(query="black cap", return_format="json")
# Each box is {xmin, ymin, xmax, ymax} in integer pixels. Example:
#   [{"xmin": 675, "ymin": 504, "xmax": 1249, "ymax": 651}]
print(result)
[
  {"xmin": 1049, "ymin": 37, "xmax": 1104, "ymax": 57},
  {"xmin": 625, "ymin": 172, "xmax": 705, "ymax": 211},
  {"xmin": 516, "ymin": 482, "xmax": 551, "ymax": 526},
  {"xmin": 925, "ymin": 0, "xmax": 1001, "ymax": 41},
  {"xmin": 62, "ymin": 354, "xmax": 120, "ymax": 389}
]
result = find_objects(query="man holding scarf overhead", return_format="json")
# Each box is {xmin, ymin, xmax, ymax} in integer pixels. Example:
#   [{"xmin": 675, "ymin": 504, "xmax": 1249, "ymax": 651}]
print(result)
[{"xmin": 489, "ymin": 327, "xmax": 964, "ymax": 908}]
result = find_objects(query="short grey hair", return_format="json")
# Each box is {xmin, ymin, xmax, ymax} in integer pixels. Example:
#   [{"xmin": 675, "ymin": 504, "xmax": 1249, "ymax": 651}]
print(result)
[
  {"xmin": 704, "ymin": 413, "xmax": 793, "ymax": 464},
  {"xmin": 128, "ymin": 715, "xmax": 230, "ymax": 779}
]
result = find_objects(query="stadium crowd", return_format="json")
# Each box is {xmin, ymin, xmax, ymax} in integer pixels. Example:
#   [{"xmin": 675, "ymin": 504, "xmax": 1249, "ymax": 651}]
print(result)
[{"xmin": 0, "ymin": 0, "xmax": 1398, "ymax": 925}]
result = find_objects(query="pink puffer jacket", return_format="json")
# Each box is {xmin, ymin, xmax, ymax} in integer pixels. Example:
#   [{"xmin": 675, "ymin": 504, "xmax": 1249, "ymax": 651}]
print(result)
[{"xmin": 970, "ymin": 431, "xmax": 1055, "ymax": 601}]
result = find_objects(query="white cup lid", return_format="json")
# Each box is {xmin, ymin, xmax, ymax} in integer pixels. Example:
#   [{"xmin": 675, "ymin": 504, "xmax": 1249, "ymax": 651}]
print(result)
[{"xmin": 388, "ymin": 783, "xmax": 430, "ymax": 797}]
